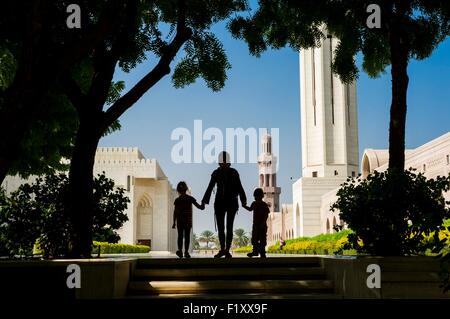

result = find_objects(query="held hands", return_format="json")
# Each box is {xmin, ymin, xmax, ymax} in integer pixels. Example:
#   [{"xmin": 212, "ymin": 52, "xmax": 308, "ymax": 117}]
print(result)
[{"xmin": 200, "ymin": 201, "xmax": 206, "ymax": 211}]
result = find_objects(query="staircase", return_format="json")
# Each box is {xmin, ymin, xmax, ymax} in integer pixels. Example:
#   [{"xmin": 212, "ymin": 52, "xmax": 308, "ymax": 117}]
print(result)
[{"xmin": 127, "ymin": 256, "xmax": 340, "ymax": 299}]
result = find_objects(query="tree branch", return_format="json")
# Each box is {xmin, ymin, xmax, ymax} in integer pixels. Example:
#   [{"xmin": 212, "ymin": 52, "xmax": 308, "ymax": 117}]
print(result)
[
  {"xmin": 56, "ymin": 1, "xmax": 124, "ymax": 74},
  {"xmin": 60, "ymin": 73, "xmax": 86, "ymax": 114},
  {"xmin": 86, "ymin": 47, "xmax": 117, "ymax": 110},
  {"xmin": 102, "ymin": 0, "xmax": 192, "ymax": 130},
  {"xmin": 85, "ymin": 1, "xmax": 139, "ymax": 113}
]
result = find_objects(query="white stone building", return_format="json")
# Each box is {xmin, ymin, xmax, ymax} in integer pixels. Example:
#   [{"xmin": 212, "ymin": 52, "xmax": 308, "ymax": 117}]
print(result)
[
  {"xmin": 319, "ymin": 133, "xmax": 450, "ymax": 234},
  {"xmin": 361, "ymin": 133, "xmax": 450, "ymax": 183},
  {"xmin": 2, "ymin": 147, "xmax": 178, "ymax": 253},
  {"xmin": 93, "ymin": 147, "xmax": 177, "ymax": 252},
  {"xmin": 292, "ymin": 34, "xmax": 359, "ymax": 238},
  {"xmin": 267, "ymin": 204, "xmax": 294, "ymax": 245},
  {"xmin": 267, "ymin": 34, "xmax": 358, "ymax": 243},
  {"xmin": 267, "ymin": 34, "xmax": 450, "ymax": 242}
]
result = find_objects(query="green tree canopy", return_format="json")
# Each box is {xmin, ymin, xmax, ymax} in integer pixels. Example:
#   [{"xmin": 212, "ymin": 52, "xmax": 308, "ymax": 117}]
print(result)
[
  {"xmin": 60, "ymin": 0, "xmax": 247, "ymax": 257},
  {"xmin": 0, "ymin": 0, "xmax": 135, "ymax": 182}
]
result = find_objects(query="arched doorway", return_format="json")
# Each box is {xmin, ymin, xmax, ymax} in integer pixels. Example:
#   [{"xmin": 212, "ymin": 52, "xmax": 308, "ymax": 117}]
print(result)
[
  {"xmin": 362, "ymin": 153, "xmax": 371, "ymax": 178},
  {"xmin": 137, "ymin": 194, "xmax": 153, "ymax": 247},
  {"xmin": 326, "ymin": 219, "xmax": 330, "ymax": 234}
]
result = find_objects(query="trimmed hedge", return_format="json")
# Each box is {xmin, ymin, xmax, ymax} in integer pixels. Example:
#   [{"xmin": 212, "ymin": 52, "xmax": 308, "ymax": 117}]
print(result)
[
  {"xmin": 33, "ymin": 241, "xmax": 151, "ymax": 255},
  {"xmin": 234, "ymin": 230, "xmax": 356, "ymax": 255},
  {"xmin": 234, "ymin": 226, "xmax": 450, "ymax": 256},
  {"xmin": 92, "ymin": 241, "xmax": 150, "ymax": 254}
]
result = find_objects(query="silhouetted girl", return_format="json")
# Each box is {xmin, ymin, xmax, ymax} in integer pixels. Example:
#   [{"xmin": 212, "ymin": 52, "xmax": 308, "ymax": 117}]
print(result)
[{"xmin": 172, "ymin": 181, "xmax": 204, "ymax": 258}]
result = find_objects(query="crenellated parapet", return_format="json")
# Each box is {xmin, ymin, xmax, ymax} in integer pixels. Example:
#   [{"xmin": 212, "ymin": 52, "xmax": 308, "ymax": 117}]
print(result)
[
  {"xmin": 94, "ymin": 158, "xmax": 155, "ymax": 166},
  {"xmin": 94, "ymin": 147, "xmax": 167, "ymax": 180},
  {"xmin": 95, "ymin": 147, "xmax": 145, "ymax": 161}
]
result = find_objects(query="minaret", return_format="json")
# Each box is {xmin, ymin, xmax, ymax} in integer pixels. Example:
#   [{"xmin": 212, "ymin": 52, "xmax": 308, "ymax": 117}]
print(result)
[
  {"xmin": 299, "ymin": 34, "xmax": 359, "ymax": 178},
  {"xmin": 291, "ymin": 33, "xmax": 360, "ymax": 238},
  {"xmin": 258, "ymin": 134, "xmax": 281, "ymax": 212}
]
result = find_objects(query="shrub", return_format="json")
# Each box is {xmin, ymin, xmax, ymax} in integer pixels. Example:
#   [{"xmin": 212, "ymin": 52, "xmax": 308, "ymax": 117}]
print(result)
[
  {"xmin": 0, "ymin": 173, "xmax": 129, "ymax": 258},
  {"xmin": 92, "ymin": 241, "xmax": 150, "ymax": 254},
  {"xmin": 31, "ymin": 174, "xmax": 72, "ymax": 258},
  {"xmin": 92, "ymin": 174, "xmax": 129, "ymax": 243},
  {"xmin": 0, "ymin": 186, "xmax": 42, "ymax": 258},
  {"xmin": 234, "ymin": 245, "xmax": 252, "ymax": 253},
  {"xmin": 233, "ymin": 230, "xmax": 356, "ymax": 255},
  {"xmin": 265, "ymin": 231, "xmax": 356, "ymax": 255},
  {"xmin": 332, "ymin": 169, "xmax": 450, "ymax": 256}
]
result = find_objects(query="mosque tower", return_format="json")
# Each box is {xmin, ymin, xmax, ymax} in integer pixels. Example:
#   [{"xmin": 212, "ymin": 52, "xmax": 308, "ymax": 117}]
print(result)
[{"xmin": 258, "ymin": 134, "xmax": 281, "ymax": 212}]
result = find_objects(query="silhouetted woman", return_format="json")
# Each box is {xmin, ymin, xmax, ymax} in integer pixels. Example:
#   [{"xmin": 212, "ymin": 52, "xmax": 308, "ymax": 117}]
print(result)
[{"xmin": 202, "ymin": 151, "xmax": 247, "ymax": 258}]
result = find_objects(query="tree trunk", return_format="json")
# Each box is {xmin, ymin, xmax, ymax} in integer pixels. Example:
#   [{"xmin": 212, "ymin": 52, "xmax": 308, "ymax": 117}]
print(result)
[
  {"xmin": 68, "ymin": 119, "xmax": 101, "ymax": 258},
  {"xmin": 388, "ymin": 20, "xmax": 409, "ymax": 171}
]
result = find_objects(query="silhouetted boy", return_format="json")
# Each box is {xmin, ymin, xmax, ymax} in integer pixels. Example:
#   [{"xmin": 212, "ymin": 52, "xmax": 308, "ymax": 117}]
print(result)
[
  {"xmin": 172, "ymin": 181, "xmax": 204, "ymax": 258},
  {"xmin": 243, "ymin": 188, "xmax": 270, "ymax": 258}
]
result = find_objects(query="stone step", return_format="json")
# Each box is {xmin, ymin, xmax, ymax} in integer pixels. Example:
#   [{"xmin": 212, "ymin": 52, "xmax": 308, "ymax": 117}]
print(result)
[
  {"xmin": 381, "ymin": 271, "xmax": 442, "ymax": 282},
  {"xmin": 380, "ymin": 282, "xmax": 448, "ymax": 299},
  {"xmin": 136, "ymin": 257, "xmax": 323, "ymax": 269},
  {"xmin": 376, "ymin": 263, "xmax": 442, "ymax": 272},
  {"xmin": 133, "ymin": 267, "xmax": 326, "ymax": 280},
  {"xmin": 345, "ymin": 256, "xmax": 443, "ymax": 272},
  {"xmin": 128, "ymin": 279, "xmax": 334, "ymax": 295}
]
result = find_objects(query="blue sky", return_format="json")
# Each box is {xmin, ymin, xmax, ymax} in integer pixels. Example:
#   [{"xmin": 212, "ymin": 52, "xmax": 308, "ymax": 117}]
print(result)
[{"xmin": 101, "ymin": 21, "xmax": 450, "ymax": 235}]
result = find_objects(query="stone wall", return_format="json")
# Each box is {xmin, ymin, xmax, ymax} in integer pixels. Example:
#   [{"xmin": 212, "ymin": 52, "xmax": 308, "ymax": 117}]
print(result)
[
  {"xmin": 293, "ymin": 177, "xmax": 347, "ymax": 237},
  {"xmin": 323, "ymin": 256, "xmax": 449, "ymax": 299}
]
